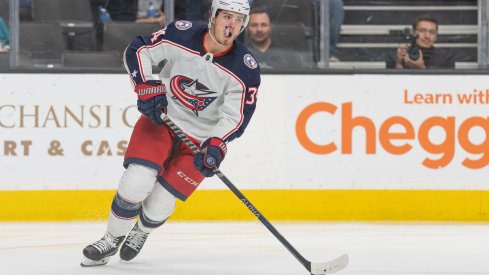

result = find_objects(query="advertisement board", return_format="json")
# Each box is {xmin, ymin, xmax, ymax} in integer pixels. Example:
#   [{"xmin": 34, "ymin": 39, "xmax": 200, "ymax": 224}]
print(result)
[{"xmin": 1, "ymin": 74, "xmax": 488, "ymax": 191}]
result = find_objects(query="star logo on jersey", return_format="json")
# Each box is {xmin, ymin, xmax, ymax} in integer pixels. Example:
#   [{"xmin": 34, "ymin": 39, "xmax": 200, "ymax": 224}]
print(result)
[
  {"xmin": 131, "ymin": 70, "xmax": 138, "ymax": 78},
  {"xmin": 170, "ymin": 75, "xmax": 217, "ymax": 116}
]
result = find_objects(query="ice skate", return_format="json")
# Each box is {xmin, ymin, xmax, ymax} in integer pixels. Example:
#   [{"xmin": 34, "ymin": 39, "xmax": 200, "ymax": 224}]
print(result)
[
  {"xmin": 120, "ymin": 223, "xmax": 149, "ymax": 261},
  {"xmin": 81, "ymin": 232, "xmax": 125, "ymax": 267}
]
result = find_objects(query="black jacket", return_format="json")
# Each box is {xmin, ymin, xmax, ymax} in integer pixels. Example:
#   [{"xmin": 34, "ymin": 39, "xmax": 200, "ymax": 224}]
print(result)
[{"xmin": 387, "ymin": 46, "xmax": 455, "ymax": 69}]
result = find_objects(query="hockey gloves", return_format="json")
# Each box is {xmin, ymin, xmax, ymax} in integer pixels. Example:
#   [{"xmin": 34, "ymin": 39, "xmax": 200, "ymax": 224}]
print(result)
[
  {"xmin": 193, "ymin": 137, "xmax": 227, "ymax": 177},
  {"xmin": 135, "ymin": 80, "xmax": 168, "ymax": 125}
]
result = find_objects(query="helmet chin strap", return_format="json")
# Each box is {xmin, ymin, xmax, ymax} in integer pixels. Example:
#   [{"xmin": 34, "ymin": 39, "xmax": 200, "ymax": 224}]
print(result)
[{"xmin": 207, "ymin": 23, "xmax": 226, "ymax": 46}]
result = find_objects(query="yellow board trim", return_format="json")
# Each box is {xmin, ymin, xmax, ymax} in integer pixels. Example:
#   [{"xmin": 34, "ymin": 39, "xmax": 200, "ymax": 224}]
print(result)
[{"xmin": 2, "ymin": 189, "xmax": 489, "ymax": 222}]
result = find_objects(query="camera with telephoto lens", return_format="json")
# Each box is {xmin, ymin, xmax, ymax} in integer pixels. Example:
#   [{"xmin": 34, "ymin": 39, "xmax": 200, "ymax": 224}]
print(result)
[{"xmin": 402, "ymin": 27, "xmax": 420, "ymax": 61}]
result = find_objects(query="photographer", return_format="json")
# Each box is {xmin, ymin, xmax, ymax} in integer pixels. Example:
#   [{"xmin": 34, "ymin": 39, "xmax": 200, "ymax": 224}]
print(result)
[{"xmin": 388, "ymin": 16, "xmax": 455, "ymax": 69}]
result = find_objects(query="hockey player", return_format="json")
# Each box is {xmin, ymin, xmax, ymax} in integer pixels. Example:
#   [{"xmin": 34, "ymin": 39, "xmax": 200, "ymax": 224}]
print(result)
[{"xmin": 81, "ymin": 0, "xmax": 260, "ymax": 267}]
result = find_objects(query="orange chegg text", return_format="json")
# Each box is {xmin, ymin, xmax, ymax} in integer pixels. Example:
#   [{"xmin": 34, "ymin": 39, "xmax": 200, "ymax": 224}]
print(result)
[{"xmin": 295, "ymin": 102, "xmax": 489, "ymax": 169}]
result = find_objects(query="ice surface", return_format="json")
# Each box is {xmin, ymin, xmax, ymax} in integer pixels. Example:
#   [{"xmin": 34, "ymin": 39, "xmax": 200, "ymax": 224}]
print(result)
[{"xmin": 0, "ymin": 222, "xmax": 488, "ymax": 275}]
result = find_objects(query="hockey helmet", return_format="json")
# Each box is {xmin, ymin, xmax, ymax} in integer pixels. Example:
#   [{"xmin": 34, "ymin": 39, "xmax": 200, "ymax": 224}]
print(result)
[{"xmin": 210, "ymin": 0, "xmax": 251, "ymax": 30}]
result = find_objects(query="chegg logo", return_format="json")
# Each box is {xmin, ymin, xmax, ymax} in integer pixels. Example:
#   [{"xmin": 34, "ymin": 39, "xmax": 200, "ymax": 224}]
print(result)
[{"xmin": 296, "ymin": 102, "xmax": 489, "ymax": 169}]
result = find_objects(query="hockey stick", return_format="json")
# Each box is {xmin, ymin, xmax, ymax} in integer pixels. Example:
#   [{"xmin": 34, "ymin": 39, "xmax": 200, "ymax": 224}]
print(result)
[{"xmin": 161, "ymin": 113, "xmax": 348, "ymax": 274}]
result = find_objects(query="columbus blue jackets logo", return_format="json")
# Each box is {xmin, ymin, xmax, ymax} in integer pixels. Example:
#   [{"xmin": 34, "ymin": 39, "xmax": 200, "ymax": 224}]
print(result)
[
  {"xmin": 175, "ymin": 20, "xmax": 192, "ymax": 30},
  {"xmin": 170, "ymin": 75, "xmax": 217, "ymax": 116},
  {"xmin": 244, "ymin": 54, "xmax": 258, "ymax": 69}
]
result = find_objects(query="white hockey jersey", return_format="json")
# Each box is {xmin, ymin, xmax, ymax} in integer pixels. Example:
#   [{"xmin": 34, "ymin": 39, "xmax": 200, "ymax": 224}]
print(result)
[{"xmin": 123, "ymin": 20, "xmax": 261, "ymax": 143}]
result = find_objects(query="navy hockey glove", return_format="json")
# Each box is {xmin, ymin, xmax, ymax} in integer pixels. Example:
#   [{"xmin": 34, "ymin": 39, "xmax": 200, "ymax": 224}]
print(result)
[
  {"xmin": 193, "ymin": 137, "xmax": 227, "ymax": 177},
  {"xmin": 135, "ymin": 80, "xmax": 167, "ymax": 125}
]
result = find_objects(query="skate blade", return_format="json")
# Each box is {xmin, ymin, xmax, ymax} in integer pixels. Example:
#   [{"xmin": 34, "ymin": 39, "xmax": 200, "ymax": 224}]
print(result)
[{"xmin": 80, "ymin": 256, "xmax": 111, "ymax": 267}]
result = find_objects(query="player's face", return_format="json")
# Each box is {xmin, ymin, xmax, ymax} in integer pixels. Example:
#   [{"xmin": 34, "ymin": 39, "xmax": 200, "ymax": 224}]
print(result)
[
  {"xmin": 248, "ymin": 13, "xmax": 272, "ymax": 44},
  {"xmin": 414, "ymin": 21, "xmax": 437, "ymax": 48},
  {"xmin": 212, "ymin": 11, "xmax": 245, "ymax": 45}
]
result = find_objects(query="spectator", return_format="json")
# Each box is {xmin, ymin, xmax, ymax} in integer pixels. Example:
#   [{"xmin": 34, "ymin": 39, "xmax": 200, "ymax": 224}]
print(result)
[
  {"xmin": 388, "ymin": 16, "xmax": 455, "ymax": 69},
  {"xmin": 135, "ymin": 0, "xmax": 165, "ymax": 26},
  {"xmin": 329, "ymin": 0, "xmax": 344, "ymax": 62},
  {"xmin": 135, "ymin": 0, "xmax": 210, "ymax": 26},
  {"xmin": 19, "ymin": 0, "xmax": 33, "ymax": 20},
  {"xmin": 96, "ymin": 0, "xmax": 163, "ymax": 25},
  {"xmin": 246, "ymin": 7, "xmax": 309, "ymax": 69},
  {"xmin": 0, "ymin": 16, "xmax": 9, "ymax": 53},
  {"xmin": 182, "ymin": 0, "xmax": 211, "ymax": 22},
  {"xmin": 106, "ymin": 0, "xmax": 138, "ymax": 21}
]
